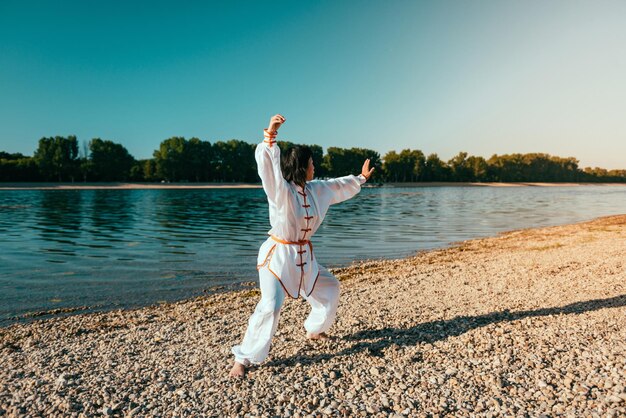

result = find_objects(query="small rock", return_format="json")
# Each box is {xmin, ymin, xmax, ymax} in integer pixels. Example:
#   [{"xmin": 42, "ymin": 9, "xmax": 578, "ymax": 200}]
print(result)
[{"xmin": 128, "ymin": 406, "xmax": 141, "ymax": 417}]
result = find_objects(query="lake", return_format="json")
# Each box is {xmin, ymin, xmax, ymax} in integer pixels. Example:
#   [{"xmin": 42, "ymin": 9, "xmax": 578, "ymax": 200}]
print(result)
[{"xmin": 1, "ymin": 185, "xmax": 625, "ymax": 325}]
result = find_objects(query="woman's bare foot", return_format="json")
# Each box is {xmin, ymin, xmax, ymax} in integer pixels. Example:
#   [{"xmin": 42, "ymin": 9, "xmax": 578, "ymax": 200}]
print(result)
[
  {"xmin": 306, "ymin": 331, "xmax": 330, "ymax": 340},
  {"xmin": 229, "ymin": 362, "xmax": 246, "ymax": 378}
]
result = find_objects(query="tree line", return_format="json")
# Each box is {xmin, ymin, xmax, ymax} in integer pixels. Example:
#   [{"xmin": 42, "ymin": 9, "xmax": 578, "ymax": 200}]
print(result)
[{"xmin": 1, "ymin": 135, "xmax": 624, "ymax": 183}]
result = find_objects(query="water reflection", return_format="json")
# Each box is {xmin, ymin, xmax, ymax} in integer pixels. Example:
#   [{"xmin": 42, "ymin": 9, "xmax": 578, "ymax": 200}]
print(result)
[
  {"xmin": 88, "ymin": 190, "xmax": 135, "ymax": 235},
  {"xmin": 36, "ymin": 191, "xmax": 83, "ymax": 243},
  {"xmin": 153, "ymin": 189, "xmax": 268, "ymax": 247}
]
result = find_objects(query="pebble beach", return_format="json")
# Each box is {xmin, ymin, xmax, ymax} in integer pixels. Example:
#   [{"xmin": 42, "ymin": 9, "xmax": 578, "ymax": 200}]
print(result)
[{"xmin": 1, "ymin": 215, "xmax": 625, "ymax": 417}]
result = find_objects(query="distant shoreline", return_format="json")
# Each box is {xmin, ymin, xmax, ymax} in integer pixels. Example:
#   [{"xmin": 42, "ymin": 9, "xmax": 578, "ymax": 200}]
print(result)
[{"xmin": 0, "ymin": 181, "xmax": 625, "ymax": 190}]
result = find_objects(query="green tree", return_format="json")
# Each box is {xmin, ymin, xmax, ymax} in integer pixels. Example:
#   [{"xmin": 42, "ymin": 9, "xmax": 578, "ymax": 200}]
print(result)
[
  {"xmin": 212, "ymin": 140, "xmax": 256, "ymax": 182},
  {"xmin": 487, "ymin": 153, "xmax": 583, "ymax": 182},
  {"xmin": 129, "ymin": 161, "xmax": 145, "ymax": 181},
  {"xmin": 0, "ymin": 152, "xmax": 27, "ymax": 160},
  {"xmin": 466, "ymin": 155, "xmax": 489, "ymax": 181},
  {"xmin": 88, "ymin": 138, "xmax": 135, "ymax": 181},
  {"xmin": 382, "ymin": 151, "xmax": 403, "ymax": 182},
  {"xmin": 323, "ymin": 147, "xmax": 380, "ymax": 179},
  {"xmin": 487, "ymin": 154, "xmax": 525, "ymax": 182},
  {"xmin": 153, "ymin": 137, "xmax": 214, "ymax": 182},
  {"xmin": 422, "ymin": 153, "xmax": 451, "ymax": 181},
  {"xmin": 154, "ymin": 137, "xmax": 187, "ymax": 181},
  {"xmin": 448, "ymin": 152, "xmax": 475, "ymax": 181},
  {"xmin": 185, "ymin": 137, "xmax": 212, "ymax": 182},
  {"xmin": 34, "ymin": 136, "xmax": 79, "ymax": 181},
  {"xmin": 142, "ymin": 159, "xmax": 157, "ymax": 181},
  {"xmin": 0, "ymin": 157, "xmax": 40, "ymax": 181},
  {"xmin": 382, "ymin": 149, "xmax": 424, "ymax": 182}
]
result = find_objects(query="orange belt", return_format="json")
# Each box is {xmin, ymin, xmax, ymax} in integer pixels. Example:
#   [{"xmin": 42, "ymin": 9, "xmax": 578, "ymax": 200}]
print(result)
[{"xmin": 270, "ymin": 235, "xmax": 310, "ymax": 246}]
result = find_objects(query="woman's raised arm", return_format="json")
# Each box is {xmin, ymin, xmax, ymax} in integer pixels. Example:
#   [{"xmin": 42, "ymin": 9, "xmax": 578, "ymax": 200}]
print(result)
[
  {"xmin": 310, "ymin": 159, "xmax": 375, "ymax": 207},
  {"xmin": 255, "ymin": 114, "xmax": 288, "ymax": 205}
]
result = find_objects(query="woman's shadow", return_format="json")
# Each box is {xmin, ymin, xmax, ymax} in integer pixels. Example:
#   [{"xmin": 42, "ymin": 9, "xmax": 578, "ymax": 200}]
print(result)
[{"xmin": 266, "ymin": 294, "xmax": 626, "ymax": 367}]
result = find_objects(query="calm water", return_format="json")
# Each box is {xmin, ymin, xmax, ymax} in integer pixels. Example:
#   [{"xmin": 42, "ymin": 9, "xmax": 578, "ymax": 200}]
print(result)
[{"xmin": 1, "ymin": 185, "xmax": 625, "ymax": 325}]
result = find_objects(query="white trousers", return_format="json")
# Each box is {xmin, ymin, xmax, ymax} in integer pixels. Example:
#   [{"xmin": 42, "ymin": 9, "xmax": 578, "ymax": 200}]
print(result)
[{"xmin": 231, "ymin": 265, "xmax": 340, "ymax": 366}]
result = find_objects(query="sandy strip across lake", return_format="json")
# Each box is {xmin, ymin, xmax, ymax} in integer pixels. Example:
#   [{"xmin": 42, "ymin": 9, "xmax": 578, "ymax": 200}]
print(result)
[
  {"xmin": 1, "ymin": 182, "xmax": 625, "ymax": 190},
  {"xmin": 1, "ymin": 215, "xmax": 625, "ymax": 416}
]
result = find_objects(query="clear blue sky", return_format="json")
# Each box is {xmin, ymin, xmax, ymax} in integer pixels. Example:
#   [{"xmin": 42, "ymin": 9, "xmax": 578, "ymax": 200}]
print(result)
[{"xmin": 1, "ymin": 0, "xmax": 625, "ymax": 169}]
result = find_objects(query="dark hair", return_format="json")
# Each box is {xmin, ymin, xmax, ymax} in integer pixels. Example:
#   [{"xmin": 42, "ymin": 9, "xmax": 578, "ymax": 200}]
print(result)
[{"xmin": 281, "ymin": 145, "xmax": 313, "ymax": 187}]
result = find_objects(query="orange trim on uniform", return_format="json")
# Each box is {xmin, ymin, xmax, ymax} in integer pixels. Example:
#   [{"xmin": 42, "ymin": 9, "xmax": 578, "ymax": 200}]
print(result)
[
  {"xmin": 300, "ymin": 189, "xmax": 312, "ymax": 241},
  {"xmin": 297, "ymin": 245, "xmax": 305, "ymax": 297},
  {"xmin": 305, "ymin": 271, "xmax": 322, "ymax": 297},
  {"xmin": 263, "ymin": 128, "xmax": 277, "ymax": 148},
  {"xmin": 256, "ymin": 243, "xmax": 277, "ymax": 270},
  {"xmin": 258, "ymin": 236, "xmax": 299, "ymax": 299},
  {"xmin": 270, "ymin": 235, "xmax": 310, "ymax": 245},
  {"xmin": 266, "ymin": 265, "xmax": 299, "ymax": 299}
]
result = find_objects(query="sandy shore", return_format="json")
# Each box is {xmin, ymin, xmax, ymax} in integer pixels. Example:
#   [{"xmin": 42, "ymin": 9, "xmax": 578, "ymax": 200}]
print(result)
[
  {"xmin": 1, "ymin": 216, "xmax": 625, "ymax": 417},
  {"xmin": 1, "ymin": 182, "xmax": 625, "ymax": 190}
]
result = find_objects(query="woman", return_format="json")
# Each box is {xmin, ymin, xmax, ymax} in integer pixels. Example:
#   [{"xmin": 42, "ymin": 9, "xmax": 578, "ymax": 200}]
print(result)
[{"xmin": 230, "ymin": 114, "xmax": 374, "ymax": 378}]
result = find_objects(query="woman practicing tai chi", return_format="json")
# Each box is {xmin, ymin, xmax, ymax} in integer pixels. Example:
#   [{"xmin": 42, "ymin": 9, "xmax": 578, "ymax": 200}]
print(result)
[{"xmin": 230, "ymin": 114, "xmax": 374, "ymax": 378}]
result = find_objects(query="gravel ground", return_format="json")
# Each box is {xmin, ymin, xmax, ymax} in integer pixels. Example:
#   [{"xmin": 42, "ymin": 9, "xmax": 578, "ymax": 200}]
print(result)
[{"xmin": 1, "ymin": 215, "xmax": 625, "ymax": 417}]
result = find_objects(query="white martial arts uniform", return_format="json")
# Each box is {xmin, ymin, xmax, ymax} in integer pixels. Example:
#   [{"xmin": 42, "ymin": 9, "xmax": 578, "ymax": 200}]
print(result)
[{"xmin": 232, "ymin": 129, "xmax": 366, "ymax": 366}]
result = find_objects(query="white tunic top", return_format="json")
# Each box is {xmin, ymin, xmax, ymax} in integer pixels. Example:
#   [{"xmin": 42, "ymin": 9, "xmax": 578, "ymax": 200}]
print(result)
[{"xmin": 255, "ymin": 130, "xmax": 366, "ymax": 298}]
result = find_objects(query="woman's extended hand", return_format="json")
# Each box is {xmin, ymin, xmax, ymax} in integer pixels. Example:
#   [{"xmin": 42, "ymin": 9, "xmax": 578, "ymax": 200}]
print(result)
[
  {"xmin": 361, "ymin": 159, "xmax": 375, "ymax": 180},
  {"xmin": 267, "ymin": 114, "xmax": 286, "ymax": 133}
]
